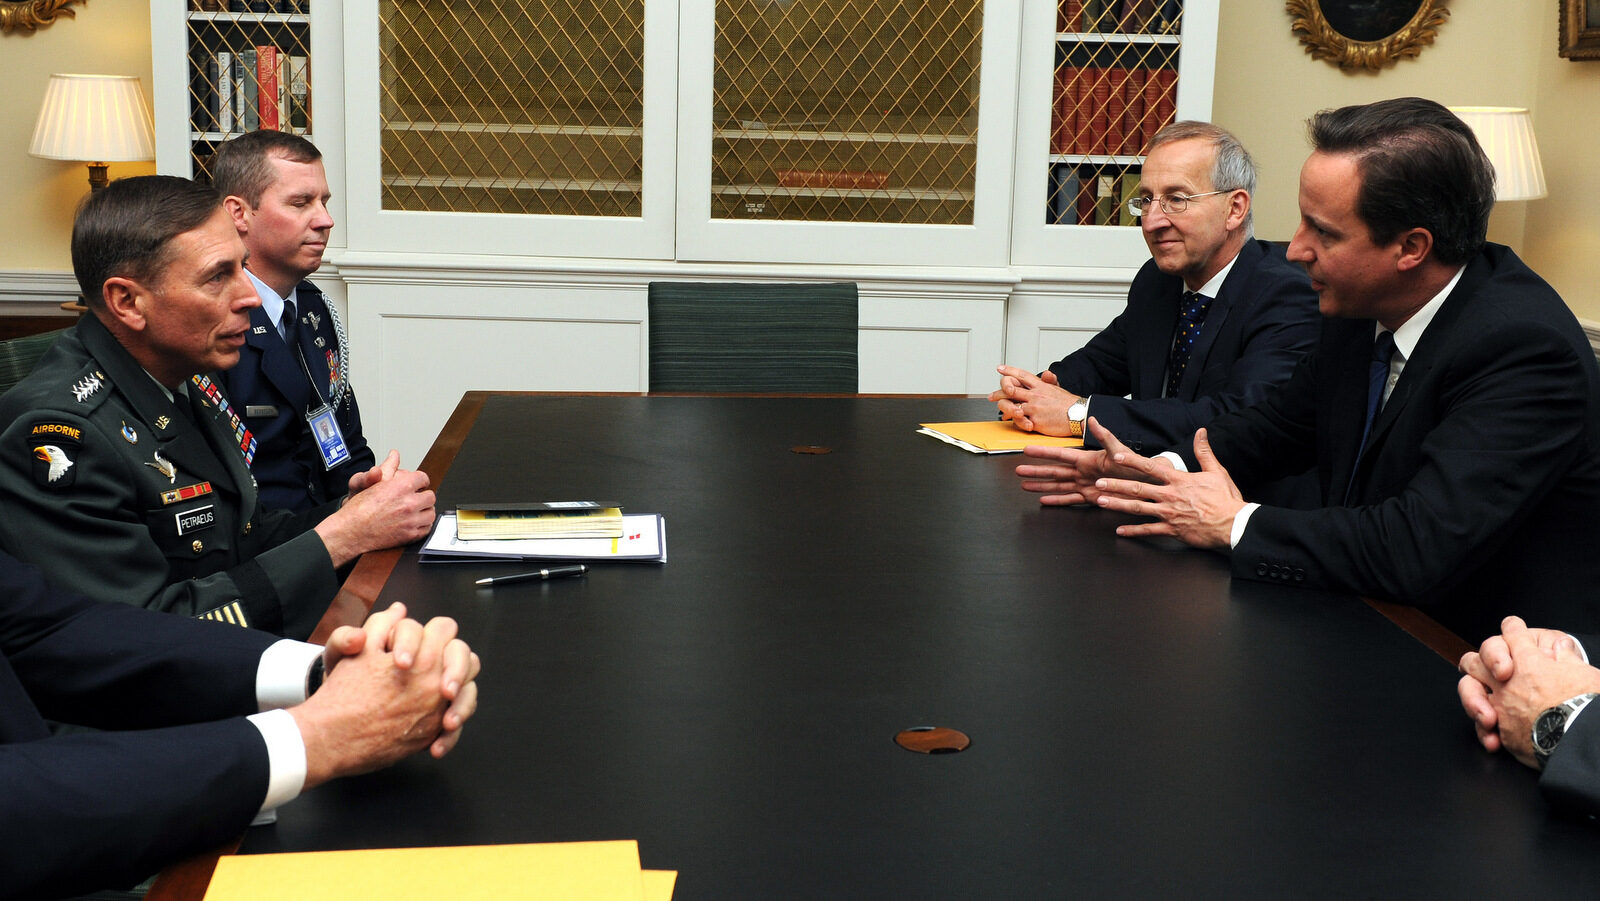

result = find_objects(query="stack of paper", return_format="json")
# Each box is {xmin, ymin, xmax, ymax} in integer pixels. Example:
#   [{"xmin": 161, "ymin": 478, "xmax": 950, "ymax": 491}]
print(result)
[
  {"xmin": 201, "ymin": 840, "xmax": 675, "ymax": 900},
  {"xmin": 423, "ymin": 513, "xmax": 667, "ymax": 564},
  {"xmin": 456, "ymin": 502, "xmax": 624, "ymax": 540},
  {"xmin": 917, "ymin": 420, "xmax": 1083, "ymax": 454}
]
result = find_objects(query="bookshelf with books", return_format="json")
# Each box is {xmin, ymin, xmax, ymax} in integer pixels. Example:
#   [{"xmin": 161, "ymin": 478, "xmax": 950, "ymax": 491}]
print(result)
[{"xmin": 177, "ymin": 5, "xmax": 314, "ymax": 183}]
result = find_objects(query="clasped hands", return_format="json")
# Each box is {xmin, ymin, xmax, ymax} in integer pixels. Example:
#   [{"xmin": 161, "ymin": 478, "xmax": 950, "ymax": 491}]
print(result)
[
  {"xmin": 1014, "ymin": 417, "xmax": 1244, "ymax": 550},
  {"xmin": 990, "ymin": 365, "xmax": 1080, "ymax": 436},
  {"xmin": 291, "ymin": 601, "xmax": 481, "ymax": 789},
  {"xmin": 1459, "ymin": 616, "xmax": 1600, "ymax": 770}
]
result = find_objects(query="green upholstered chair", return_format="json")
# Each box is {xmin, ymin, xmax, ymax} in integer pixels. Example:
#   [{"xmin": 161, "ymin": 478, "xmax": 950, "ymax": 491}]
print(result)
[
  {"xmin": 0, "ymin": 328, "xmax": 67, "ymax": 397},
  {"xmin": 647, "ymin": 281, "xmax": 859, "ymax": 393}
]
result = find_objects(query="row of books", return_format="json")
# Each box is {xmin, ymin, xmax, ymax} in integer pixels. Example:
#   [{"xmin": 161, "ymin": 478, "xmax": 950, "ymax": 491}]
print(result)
[
  {"xmin": 1051, "ymin": 66, "xmax": 1175, "ymax": 157},
  {"xmin": 1058, "ymin": 0, "xmax": 1182, "ymax": 34},
  {"xmin": 190, "ymin": 1, "xmax": 309, "ymax": 11},
  {"xmin": 194, "ymin": 47, "xmax": 310, "ymax": 136},
  {"xmin": 1048, "ymin": 165, "xmax": 1142, "ymax": 227}
]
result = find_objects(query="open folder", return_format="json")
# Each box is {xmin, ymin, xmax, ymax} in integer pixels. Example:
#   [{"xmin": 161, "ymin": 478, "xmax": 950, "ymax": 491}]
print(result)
[
  {"xmin": 917, "ymin": 420, "xmax": 1084, "ymax": 454},
  {"xmin": 201, "ymin": 840, "xmax": 675, "ymax": 900},
  {"xmin": 421, "ymin": 513, "xmax": 667, "ymax": 563}
]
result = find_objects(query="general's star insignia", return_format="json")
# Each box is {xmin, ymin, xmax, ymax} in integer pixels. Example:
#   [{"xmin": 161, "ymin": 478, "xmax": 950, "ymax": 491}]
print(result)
[{"xmin": 70, "ymin": 372, "xmax": 103, "ymax": 402}]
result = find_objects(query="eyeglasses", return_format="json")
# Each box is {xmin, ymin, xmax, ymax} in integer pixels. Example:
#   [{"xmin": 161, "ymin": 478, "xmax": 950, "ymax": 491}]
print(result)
[{"xmin": 1126, "ymin": 190, "xmax": 1233, "ymax": 218}]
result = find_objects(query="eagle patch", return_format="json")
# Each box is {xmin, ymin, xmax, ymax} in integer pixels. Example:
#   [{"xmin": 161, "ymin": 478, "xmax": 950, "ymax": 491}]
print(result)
[{"xmin": 28, "ymin": 423, "xmax": 81, "ymax": 488}]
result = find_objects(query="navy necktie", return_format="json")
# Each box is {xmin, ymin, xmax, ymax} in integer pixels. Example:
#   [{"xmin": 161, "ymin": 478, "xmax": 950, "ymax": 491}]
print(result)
[
  {"xmin": 1166, "ymin": 291, "xmax": 1212, "ymax": 399},
  {"xmin": 280, "ymin": 298, "xmax": 297, "ymax": 345},
  {"xmin": 1346, "ymin": 330, "xmax": 1397, "ymax": 503}
]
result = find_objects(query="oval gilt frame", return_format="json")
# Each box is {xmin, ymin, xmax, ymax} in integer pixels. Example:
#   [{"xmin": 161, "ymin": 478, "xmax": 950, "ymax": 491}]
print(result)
[
  {"xmin": 1, "ymin": 0, "xmax": 86, "ymax": 35},
  {"xmin": 1286, "ymin": 0, "xmax": 1451, "ymax": 71}
]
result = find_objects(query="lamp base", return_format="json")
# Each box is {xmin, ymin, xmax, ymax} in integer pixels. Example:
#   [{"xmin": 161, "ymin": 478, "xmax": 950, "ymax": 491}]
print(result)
[{"xmin": 86, "ymin": 162, "xmax": 109, "ymax": 192}]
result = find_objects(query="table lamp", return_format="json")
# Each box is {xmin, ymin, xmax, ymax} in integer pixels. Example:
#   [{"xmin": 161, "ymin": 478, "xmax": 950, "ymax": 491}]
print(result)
[
  {"xmin": 1448, "ymin": 106, "xmax": 1547, "ymax": 202},
  {"xmin": 29, "ymin": 73, "xmax": 156, "ymax": 193}
]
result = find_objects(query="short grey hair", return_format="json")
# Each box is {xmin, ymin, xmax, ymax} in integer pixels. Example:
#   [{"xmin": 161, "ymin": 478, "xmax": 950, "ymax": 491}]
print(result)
[{"xmin": 1148, "ymin": 120, "xmax": 1256, "ymax": 233}]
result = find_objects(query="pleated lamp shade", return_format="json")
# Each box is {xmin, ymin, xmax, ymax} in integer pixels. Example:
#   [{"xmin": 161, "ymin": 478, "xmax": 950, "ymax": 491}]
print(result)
[
  {"xmin": 30, "ymin": 74, "xmax": 155, "ymax": 191},
  {"xmin": 1449, "ymin": 106, "xmax": 1548, "ymax": 202}
]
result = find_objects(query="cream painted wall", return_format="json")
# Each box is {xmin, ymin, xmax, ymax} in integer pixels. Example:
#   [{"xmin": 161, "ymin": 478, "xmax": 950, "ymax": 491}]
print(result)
[
  {"xmin": 1213, "ymin": 1, "xmax": 1600, "ymax": 320},
  {"xmin": 0, "ymin": 5, "xmax": 155, "ymax": 274}
]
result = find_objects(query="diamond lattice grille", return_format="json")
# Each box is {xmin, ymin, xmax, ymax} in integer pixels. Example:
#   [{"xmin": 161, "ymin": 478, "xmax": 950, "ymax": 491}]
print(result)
[
  {"xmin": 712, "ymin": 0, "xmax": 983, "ymax": 224},
  {"xmin": 186, "ymin": 9, "xmax": 313, "ymax": 183},
  {"xmin": 1046, "ymin": 1, "xmax": 1182, "ymax": 226},
  {"xmin": 377, "ymin": 0, "xmax": 645, "ymax": 216}
]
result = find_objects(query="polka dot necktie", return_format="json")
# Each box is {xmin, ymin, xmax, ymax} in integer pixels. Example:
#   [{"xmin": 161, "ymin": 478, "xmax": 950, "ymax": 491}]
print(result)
[{"xmin": 1165, "ymin": 291, "xmax": 1213, "ymax": 399}]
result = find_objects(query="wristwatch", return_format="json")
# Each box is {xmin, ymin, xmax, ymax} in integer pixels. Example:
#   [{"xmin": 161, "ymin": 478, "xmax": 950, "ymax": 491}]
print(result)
[
  {"xmin": 1067, "ymin": 399, "xmax": 1089, "ymax": 438},
  {"xmin": 305, "ymin": 656, "xmax": 326, "ymax": 698},
  {"xmin": 1532, "ymin": 692, "xmax": 1598, "ymax": 767}
]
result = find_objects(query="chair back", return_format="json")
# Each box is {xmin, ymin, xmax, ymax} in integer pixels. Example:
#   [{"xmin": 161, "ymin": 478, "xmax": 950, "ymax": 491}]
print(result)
[
  {"xmin": 0, "ymin": 329, "xmax": 67, "ymax": 396},
  {"xmin": 647, "ymin": 281, "xmax": 858, "ymax": 392}
]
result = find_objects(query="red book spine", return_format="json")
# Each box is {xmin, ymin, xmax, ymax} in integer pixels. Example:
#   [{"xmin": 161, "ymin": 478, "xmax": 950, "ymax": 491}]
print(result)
[
  {"xmin": 1086, "ymin": 67, "xmax": 1111, "ymax": 155},
  {"xmin": 1063, "ymin": 0, "xmax": 1084, "ymax": 31},
  {"xmin": 1154, "ymin": 68, "xmax": 1177, "ymax": 135},
  {"xmin": 1069, "ymin": 66, "xmax": 1087, "ymax": 153},
  {"xmin": 1122, "ymin": 68, "xmax": 1147, "ymax": 155},
  {"xmin": 1075, "ymin": 173, "xmax": 1098, "ymax": 225},
  {"xmin": 1052, "ymin": 69, "xmax": 1068, "ymax": 154},
  {"xmin": 1103, "ymin": 68, "xmax": 1127, "ymax": 156},
  {"xmin": 256, "ymin": 45, "xmax": 280, "ymax": 131}
]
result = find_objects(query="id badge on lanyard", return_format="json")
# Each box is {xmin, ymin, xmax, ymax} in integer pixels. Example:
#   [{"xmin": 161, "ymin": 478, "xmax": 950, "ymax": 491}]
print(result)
[{"xmin": 307, "ymin": 404, "xmax": 352, "ymax": 470}]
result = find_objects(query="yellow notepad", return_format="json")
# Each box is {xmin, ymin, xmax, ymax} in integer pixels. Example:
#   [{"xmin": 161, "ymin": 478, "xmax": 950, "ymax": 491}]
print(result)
[
  {"xmin": 456, "ymin": 506, "xmax": 625, "ymax": 540},
  {"xmin": 918, "ymin": 420, "xmax": 1084, "ymax": 454},
  {"xmin": 202, "ymin": 840, "xmax": 675, "ymax": 900}
]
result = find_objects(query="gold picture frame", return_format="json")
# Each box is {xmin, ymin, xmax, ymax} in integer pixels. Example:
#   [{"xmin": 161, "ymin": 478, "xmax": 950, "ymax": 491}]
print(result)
[
  {"xmin": 1560, "ymin": 0, "xmax": 1600, "ymax": 60},
  {"xmin": 1286, "ymin": 0, "xmax": 1451, "ymax": 71},
  {"xmin": 0, "ymin": 0, "xmax": 86, "ymax": 35}
]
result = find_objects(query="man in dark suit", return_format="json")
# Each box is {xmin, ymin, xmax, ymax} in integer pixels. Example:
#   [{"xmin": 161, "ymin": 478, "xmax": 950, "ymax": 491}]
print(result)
[
  {"xmin": 0, "ymin": 548, "xmax": 480, "ymax": 900},
  {"xmin": 991, "ymin": 122, "xmax": 1319, "ymax": 459},
  {"xmin": 0, "ymin": 176, "xmax": 435, "ymax": 638},
  {"xmin": 1460, "ymin": 618, "xmax": 1600, "ymax": 816},
  {"xmin": 1016, "ymin": 98, "xmax": 1600, "ymax": 643},
  {"xmin": 212, "ymin": 130, "xmax": 376, "ymax": 512}
]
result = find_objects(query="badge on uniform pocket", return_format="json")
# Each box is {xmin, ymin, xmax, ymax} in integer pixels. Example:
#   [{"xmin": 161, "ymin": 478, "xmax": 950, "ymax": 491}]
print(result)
[{"xmin": 174, "ymin": 503, "xmax": 215, "ymax": 536}]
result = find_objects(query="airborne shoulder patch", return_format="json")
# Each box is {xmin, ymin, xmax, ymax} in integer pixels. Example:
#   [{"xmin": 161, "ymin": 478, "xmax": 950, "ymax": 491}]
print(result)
[{"xmin": 28, "ymin": 422, "xmax": 81, "ymax": 489}]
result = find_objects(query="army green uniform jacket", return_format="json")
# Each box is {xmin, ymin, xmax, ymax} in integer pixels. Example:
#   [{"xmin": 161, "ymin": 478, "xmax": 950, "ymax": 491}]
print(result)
[{"xmin": 0, "ymin": 315, "xmax": 339, "ymax": 639}]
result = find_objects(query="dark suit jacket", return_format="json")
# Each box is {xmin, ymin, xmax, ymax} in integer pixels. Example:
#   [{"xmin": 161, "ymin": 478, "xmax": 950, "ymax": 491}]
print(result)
[
  {"xmin": 0, "ymin": 314, "xmax": 339, "ymax": 639},
  {"xmin": 1208, "ymin": 245, "xmax": 1600, "ymax": 643},
  {"xmin": 220, "ymin": 280, "xmax": 375, "ymax": 513},
  {"xmin": 1048, "ymin": 239, "xmax": 1321, "ymax": 456},
  {"xmin": 1542, "ymin": 655, "xmax": 1600, "ymax": 818},
  {"xmin": 0, "ymin": 551, "xmax": 275, "ymax": 900}
]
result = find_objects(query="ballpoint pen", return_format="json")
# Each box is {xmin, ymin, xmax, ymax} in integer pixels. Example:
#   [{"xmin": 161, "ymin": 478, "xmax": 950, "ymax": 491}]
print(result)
[{"xmin": 475, "ymin": 564, "xmax": 588, "ymax": 587}]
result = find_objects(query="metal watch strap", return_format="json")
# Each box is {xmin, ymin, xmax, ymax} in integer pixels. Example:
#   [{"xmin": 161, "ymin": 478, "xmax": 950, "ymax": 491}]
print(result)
[{"xmin": 1534, "ymin": 692, "xmax": 1599, "ymax": 765}]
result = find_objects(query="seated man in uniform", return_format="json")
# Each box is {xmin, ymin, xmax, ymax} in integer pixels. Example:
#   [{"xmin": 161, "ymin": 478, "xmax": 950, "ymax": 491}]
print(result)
[
  {"xmin": 212, "ymin": 130, "xmax": 376, "ymax": 512},
  {"xmin": 0, "ymin": 550, "xmax": 480, "ymax": 900},
  {"xmin": 991, "ymin": 122, "xmax": 1319, "ymax": 461},
  {"xmin": 0, "ymin": 176, "xmax": 435, "ymax": 639}
]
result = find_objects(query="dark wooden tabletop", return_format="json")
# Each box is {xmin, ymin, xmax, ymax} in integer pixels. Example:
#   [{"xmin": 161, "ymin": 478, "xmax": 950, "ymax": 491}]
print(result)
[{"xmin": 152, "ymin": 393, "xmax": 1600, "ymax": 899}]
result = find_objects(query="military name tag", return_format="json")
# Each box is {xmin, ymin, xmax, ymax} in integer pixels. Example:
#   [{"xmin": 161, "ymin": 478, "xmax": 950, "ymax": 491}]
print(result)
[
  {"xmin": 174, "ymin": 504, "xmax": 216, "ymax": 536},
  {"xmin": 245, "ymin": 405, "xmax": 278, "ymax": 417}
]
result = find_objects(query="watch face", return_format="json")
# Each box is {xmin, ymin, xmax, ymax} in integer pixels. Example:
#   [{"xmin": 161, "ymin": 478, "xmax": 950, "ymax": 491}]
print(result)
[{"xmin": 1535, "ymin": 708, "xmax": 1568, "ymax": 754}]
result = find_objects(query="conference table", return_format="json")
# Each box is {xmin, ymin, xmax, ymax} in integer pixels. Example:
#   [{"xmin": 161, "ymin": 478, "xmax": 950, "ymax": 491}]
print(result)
[{"xmin": 155, "ymin": 393, "xmax": 1600, "ymax": 898}]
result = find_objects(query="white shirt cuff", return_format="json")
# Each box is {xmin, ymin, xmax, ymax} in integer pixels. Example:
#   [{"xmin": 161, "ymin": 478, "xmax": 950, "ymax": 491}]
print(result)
[
  {"xmin": 246, "ymin": 708, "xmax": 308, "ymax": 814},
  {"xmin": 256, "ymin": 639, "xmax": 324, "ymax": 711},
  {"xmin": 1157, "ymin": 451, "xmax": 1186, "ymax": 471},
  {"xmin": 1230, "ymin": 503, "xmax": 1261, "ymax": 549}
]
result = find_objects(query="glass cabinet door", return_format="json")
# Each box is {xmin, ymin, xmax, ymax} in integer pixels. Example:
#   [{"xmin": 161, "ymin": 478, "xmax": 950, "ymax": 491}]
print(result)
[
  {"xmin": 341, "ymin": 0, "xmax": 678, "ymax": 257},
  {"xmin": 678, "ymin": 0, "xmax": 1021, "ymax": 267}
]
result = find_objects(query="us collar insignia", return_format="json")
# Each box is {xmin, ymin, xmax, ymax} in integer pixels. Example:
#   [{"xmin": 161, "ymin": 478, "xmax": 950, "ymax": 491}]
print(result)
[
  {"xmin": 307, "ymin": 311, "xmax": 320, "ymax": 331},
  {"xmin": 145, "ymin": 449, "xmax": 176, "ymax": 484},
  {"xmin": 314, "ymin": 336, "xmax": 326, "ymax": 348},
  {"xmin": 155, "ymin": 416, "xmax": 172, "ymax": 430},
  {"xmin": 70, "ymin": 371, "xmax": 104, "ymax": 403},
  {"xmin": 252, "ymin": 325, "xmax": 268, "ymax": 335},
  {"xmin": 120, "ymin": 421, "xmax": 138, "ymax": 444}
]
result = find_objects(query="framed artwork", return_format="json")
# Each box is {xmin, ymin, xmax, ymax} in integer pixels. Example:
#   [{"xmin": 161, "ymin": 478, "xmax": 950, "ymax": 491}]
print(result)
[
  {"xmin": 0, "ymin": 0, "xmax": 85, "ymax": 35},
  {"xmin": 1285, "ymin": 0, "xmax": 1451, "ymax": 71},
  {"xmin": 1560, "ymin": 0, "xmax": 1600, "ymax": 60}
]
